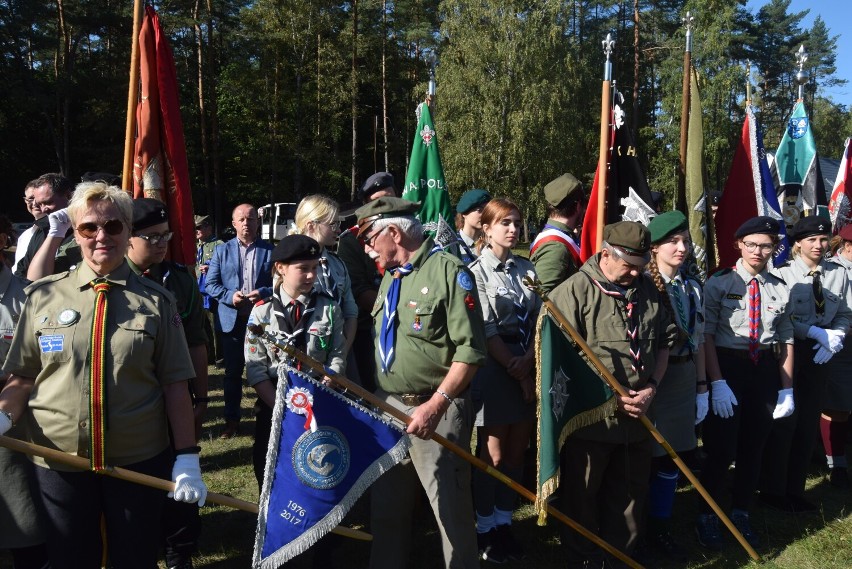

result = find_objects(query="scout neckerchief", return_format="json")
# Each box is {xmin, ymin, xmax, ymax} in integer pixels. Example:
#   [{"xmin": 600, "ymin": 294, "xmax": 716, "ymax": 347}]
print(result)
[
  {"xmin": 669, "ymin": 274, "xmax": 698, "ymax": 352},
  {"xmin": 808, "ymin": 269, "xmax": 825, "ymax": 316},
  {"xmin": 587, "ymin": 275, "xmax": 644, "ymax": 374},
  {"xmin": 88, "ymin": 278, "xmax": 110, "ymax": 472},
  {"xmin": 529, "ymin": 223, "xmax": 582, "ymax": 268},
  {"xmin": 748, "ymin": 278, "xmax": 761, "ymax": 364},
  {"xmin": 317, "ymin": 252, "xmax": 340, "ymax": 303},
  {"xmin": 271, "ymin": 286, "xmax": 316, "ymax": 356},
  {"xmin": 498, "ymin": 256, "xmax": 531, "ymax": 350},
  {"xmin": 379, "ymin": 263, "xmax": 413, "ymax": 373}
]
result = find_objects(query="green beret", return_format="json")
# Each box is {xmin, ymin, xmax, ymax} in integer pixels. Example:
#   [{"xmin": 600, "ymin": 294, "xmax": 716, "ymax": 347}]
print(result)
[
  {"xmin": 354, "ymin": 197, "xmax": 420, "ymax": 236},
  {"xmin": 132, "ymin": 198, "xmax": 169, "ymax": 232},
  {"xmin": 648, "ymin": 211, "xmax": 688, "ymax": 243},
  {"xmin": 544, "ymin": 173, "xmax": 584, "ymax": 207},
  {"xmin": 456, "ymin": 189, "xmax": 492, "ymax": 214},
  {"xmin": 789, "ymin": 215, "xmax": 831, "ymax": 241},
  {"xmin": 603, "ymin": 221, "xmax": 651, "ymax": 265},
  {"xmin": 271, "ymin": 234, "xmax": 322, "ymax": 264},
  {"xmin": 194, "ymin": 214, "xmax": 211, "ymax": 227}
]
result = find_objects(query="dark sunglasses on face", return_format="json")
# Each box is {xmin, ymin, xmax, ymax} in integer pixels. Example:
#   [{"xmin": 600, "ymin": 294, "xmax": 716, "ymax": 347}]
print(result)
[
  {"xmin": 76, "ymin": 219, "xmax": 125, "ymax": 238},
  {"xmin": 134, "ymin": 231, "xmax": 174, "ymax": 245}
]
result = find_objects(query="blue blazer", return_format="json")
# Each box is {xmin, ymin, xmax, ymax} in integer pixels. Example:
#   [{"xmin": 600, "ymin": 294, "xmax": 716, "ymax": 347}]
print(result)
[{"xmin": 205, "ymin": 238, "xmax": 274, "ymax": 333}]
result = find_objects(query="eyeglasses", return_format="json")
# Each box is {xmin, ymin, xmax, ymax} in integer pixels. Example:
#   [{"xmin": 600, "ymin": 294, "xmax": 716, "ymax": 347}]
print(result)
[
  {"xmin": 742, "ymin": 241, "xmax": 775, "ymax": 253},
  {"xmin": 23, "ymin": 197, "xmax": 35, "ymax": 204},
  {"xmin": 323, "ymin": 221, "xmax": 341, "ymax": 231},
  {"xmin": 362, "ymin": 226, "xmax": 387, "ymax": 248},
  {"xmin": 76, "ymin": 220, "xmax": 125, "ymax": 238},
  {"xmin": 134, "ymin": 231, "xmax": 174, "ymax": 245}
]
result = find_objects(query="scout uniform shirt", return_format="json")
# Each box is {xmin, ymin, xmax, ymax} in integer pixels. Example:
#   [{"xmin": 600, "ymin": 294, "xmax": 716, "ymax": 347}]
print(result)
[
  {"xmin": 530, "ymin": 219, "xmax": 579, "ymax": 293},
  {"xmin": 316, "ymin": 247, "xmax": 358, "ymax": 321},
  {"xmin": 661, "ymin": 272, "xmax": 705, "ymax": 356},
  {"xmin": 457, "ymin": 230, "xmax": 479, "ymax": 265},
  {"xmin": 3, "ymin": 260, "xmax": 195, "ymax": 470},
  {"xmin": 245, "ymin": 287, "xmax": 345, "ymax": 387},
  {"xmin": 371, "ymin": 238, "xmax": 487, "ymax": 395},
  {"xmin": 704, "ymin": 258, "xmax": 794, "ymax": 350},
  {"xmin": 129, "ymin": 259, "xmax": 208, "ymax": 348},
  {"xmin": 0, "ymin": 266, "xmax": 26, "ymax": 364},
  {"xmin": 777, "ymin": 256, "xmax": 852, "ymax": 339},
  {"xmin": 468, "ymin": 247, "xmax": 541, "ymax": 340}
]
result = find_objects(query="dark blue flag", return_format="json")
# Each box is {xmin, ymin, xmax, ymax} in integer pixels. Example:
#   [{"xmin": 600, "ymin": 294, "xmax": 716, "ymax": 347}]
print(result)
[{"xmin": 253, "ymin": 365, "xmax": 409, "ymax": 568}]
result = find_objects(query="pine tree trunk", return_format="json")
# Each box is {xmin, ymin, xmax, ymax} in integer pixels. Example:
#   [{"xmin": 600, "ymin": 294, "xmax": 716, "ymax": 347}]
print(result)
[
  {"xmin": 351, "ymin": 0, "xmax": 359, "ymax": 201},
  {"xmin": 194, "ymin": 0, "xmax": 212, "ymax": 214}
]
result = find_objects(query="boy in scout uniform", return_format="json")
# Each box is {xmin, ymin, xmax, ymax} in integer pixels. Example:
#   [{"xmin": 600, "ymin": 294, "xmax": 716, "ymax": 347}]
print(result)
[
  {"xmin": 548, "ymin": 221, "xmax": 675, "ymax": 567},
  {"xmin": 196, "ymin": 214, "xmax": 223, "ymax": 365},
  {"xmin": 530, "ymin": 173, "xmax": 585, "ymax": 293},
  {"xmin": 355, "ymin": 197, "xmax": 487, "ymax": 569}
]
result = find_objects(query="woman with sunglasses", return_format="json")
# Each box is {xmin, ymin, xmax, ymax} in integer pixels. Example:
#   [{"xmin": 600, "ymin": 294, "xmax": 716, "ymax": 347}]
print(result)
[
  {"xmin": 293, "ymin": 194, "xmax": 358, "ymax": 376},
  {"xmin": 695, "ymin": 216, "xmax": 794, "ymax": 550},
  {"xmin": 644, "ymin": 211, "xmax": 707, "ymax": 561},
  {"xmin": 0, "ymin": 181, "xmax": 206, "ymax": 569},
  {"xmin": 760, "ymin": 216, "xmax": 852, "ymax": 509},
  {"xmin": 467, "ymin": 198, "xmax": 540, "ymax": 563}
]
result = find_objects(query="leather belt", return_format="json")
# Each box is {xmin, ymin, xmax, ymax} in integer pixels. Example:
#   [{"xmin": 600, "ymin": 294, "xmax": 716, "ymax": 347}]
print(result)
[
  {"xmin": 669, "ymin": 354, "xmax": 693, "ymax": 364},
  {"xmin": 397, "ymin": 393, "xmax": 433, "ymax": 406}
]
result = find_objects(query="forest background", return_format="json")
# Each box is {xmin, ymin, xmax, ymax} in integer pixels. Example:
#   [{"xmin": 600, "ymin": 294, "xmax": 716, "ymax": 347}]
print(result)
[{"xmin": 1, "ymin": 0, "xmax": 850, "ymax": 233}]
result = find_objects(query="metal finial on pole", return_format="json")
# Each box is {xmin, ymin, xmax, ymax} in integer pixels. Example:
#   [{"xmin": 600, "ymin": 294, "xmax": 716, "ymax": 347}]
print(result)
[
  {"xmin": 602, "ymin": 33, "xmax": 614, "ymax": 81},
  {"xmin": 427, "ymin": 53, "xmax": 437, "ymax": 97},
  {"xmin": 795, "ymin": 44, "xmax": 808, "ymax": 101},
  {"xmin": 683, "ymin": 11, "xmax": 694, "ymax": 53}
]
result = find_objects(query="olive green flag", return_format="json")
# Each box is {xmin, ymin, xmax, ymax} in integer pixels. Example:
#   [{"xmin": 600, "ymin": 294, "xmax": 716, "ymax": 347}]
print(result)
[
  {"xmin": 402, "ymin": 102, "xmax": 453, "ymax": 240},
  {"xmin": 535, "ymin": 312, "xmax": 615, "ymax": 524},
  {"xmin": 685, "ymin": 67, "xmax": 714, "ymax": 280}
]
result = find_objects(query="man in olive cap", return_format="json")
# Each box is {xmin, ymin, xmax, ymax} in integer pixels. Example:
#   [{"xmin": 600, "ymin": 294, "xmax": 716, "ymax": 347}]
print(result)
[
  {"xmin": 549, "ymin": 220, "xmax": 676, "ymax": 567},
  {"xmin": 530, "ymin": 173, "xmax": 586, "ymax": 292},
  {"xmin": 355, "ymin": 196, "xmax": 486, "ymax": 569},
  {"xmin": 195, "ymin": 214, "xmax": 223, "ymax": 365}
]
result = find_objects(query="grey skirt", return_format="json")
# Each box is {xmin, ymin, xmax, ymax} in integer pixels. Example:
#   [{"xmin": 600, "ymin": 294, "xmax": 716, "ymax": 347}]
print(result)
[
  {"xmin": 0, "ymin": 432, "xmax": 45, "ymax": 548},
  {"xmin": 472, "ymin": 341, "xmax": 535, "ymax": 427},
  {"xmin": 650, "ymin": 359, "xmax": 698, "ymax": 457}
]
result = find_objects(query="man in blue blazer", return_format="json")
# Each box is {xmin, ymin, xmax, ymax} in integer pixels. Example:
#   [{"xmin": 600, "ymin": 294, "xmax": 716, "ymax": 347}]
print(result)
[{"xmin": 205, "ymin": 203, "xmax": 273, "ymax": 438}]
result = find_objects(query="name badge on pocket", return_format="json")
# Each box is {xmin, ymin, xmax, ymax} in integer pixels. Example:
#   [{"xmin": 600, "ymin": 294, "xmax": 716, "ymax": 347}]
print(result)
[{"xmin": 39, "ymin": 335, "xmax": 65, "ymax": 353}]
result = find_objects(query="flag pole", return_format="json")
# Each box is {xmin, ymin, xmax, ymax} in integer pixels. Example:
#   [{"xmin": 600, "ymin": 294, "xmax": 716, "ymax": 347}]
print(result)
[
  {"xmin": 595, "ymin": 34, "xmax": 614, "ymax": 253},
  {"xmin": 523, "ymin": 277, "xmax": 761, "ymax": 562},
  {"xmin": 246, "ymin": 324, "xmax": 644, "ymax": 569},
  {"xmin": 122, "ymin": 0, "xmax": 144, "ymax": 191},
  {"xmin": 795, "ymin": 44, "xmax": 808, "ymax": 103},
  {"xmin": 676, "ymin": 12, "xmax": 694, "ymax": 214},
  {"xmin": 0, "ymin": 435, "xmax": 370, "ymax": 541}
]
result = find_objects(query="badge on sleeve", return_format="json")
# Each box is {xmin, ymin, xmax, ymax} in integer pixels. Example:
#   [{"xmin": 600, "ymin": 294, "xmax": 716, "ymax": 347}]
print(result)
[
  {"xmin": 464, "ymin": 293, "xmax": 476, "ymax": 311},
  {"xmin": 457, "ymin": 271, "xmax": 473, "ymax": 291}
]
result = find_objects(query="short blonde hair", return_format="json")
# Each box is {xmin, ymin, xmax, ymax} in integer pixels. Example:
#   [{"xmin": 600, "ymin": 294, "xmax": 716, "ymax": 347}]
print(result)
[
  {"xmin": 67, "ymin": 182, "xmax": 133, "ymax": 229},
  {"xmin": 294, "ymin": 194, "xmax": 339, "ymax": 237}
]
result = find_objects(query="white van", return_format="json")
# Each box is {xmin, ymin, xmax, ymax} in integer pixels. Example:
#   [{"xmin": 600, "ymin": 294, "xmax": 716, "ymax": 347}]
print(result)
[{"xmin": 258, "ymin": 202, "xmax": 298, "ymax": 242}]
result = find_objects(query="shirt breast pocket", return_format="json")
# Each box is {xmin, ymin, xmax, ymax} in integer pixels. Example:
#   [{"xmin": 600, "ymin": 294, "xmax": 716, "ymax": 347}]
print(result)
[
  {"xmin": 34, "ymin": 319, "xmax": 76, "ymax": 364},
  {"xmin": 764, "ymin": 303, "xmax": 786, "ymax": 335},
  {"xmin": 114, "ymin": 313, "xmax": 158, "ymax": 364},
  {"xmin": 486, "ymin": 286, "xmax": 515, "ymax": 326},
  {"xmin": 307, "ymin": 322, "xmax": 332, "ymax": 356},
  {"xmin": 401, "ymin": 298, "xmax": 439, "ymax": 340},
  {"xmin": 720, "ymin": 299, "xmax": 747, "ymax": 328}
]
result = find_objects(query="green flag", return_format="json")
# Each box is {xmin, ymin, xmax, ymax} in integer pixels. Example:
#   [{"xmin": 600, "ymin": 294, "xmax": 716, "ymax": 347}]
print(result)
[
  {"xmin": 685, "ymin": 67, "xmax": 714, "ymax": 280},
  {"xmin": 773, "ymin": 100, "xmax": 827, "ymax": 219},
  {"xmin": 535, "ymin": 312, "xmax": 615, "ymax": 524},
  {"xmin": 402, "ymin": 102, "xmax": 453, "ymax": 238}
]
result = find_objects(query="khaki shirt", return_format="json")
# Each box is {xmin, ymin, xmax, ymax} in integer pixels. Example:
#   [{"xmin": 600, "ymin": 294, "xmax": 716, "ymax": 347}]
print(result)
[
  {"xmin": 777, "ymin": 256, "xmax": 852, "ymax": 339},
  {"xmin": 469, "ymin": 248, "xmax": 541, "ymax": 339},
  {"xmin": 196, "ymin": 236, "xmax": 222, "ymax": 266},
  {"xmin": 549, "ymin": 254, "xmax": 677, "ymax": 443},
  {"xmin": 372, "ymin": 238, "xmax": 487, "ymax": 394},
  {"xmin": 3, "ymin": 261, "xmax": 195, "ymax": 470},
  {"xmin": 530, "ymin": 219, "xmax": 578, "ymax": 293},
  {"xmin": 245, "ymin": 289, "xmax": 345, "ymax": 386},
  {"xmin": 704, "ymin": 258, "xmax": 794, "ymax": 349}
]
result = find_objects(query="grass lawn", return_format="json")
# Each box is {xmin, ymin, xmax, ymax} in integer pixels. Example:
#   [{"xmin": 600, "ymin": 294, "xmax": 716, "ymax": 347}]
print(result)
[{"xmin": 3, "ymin": 365, "xmax": 851, "ymax": 569}]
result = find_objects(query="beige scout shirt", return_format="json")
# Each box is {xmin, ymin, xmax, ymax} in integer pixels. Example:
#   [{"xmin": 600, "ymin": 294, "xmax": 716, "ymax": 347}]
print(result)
[
  {"xmin": 0, "ymin": 267, "xmax": 27, "ymax": 370},
  {"xmin": 468, "ymin": 248, "xmax": 541, "ymax": 339},
  {"xmin": 3, "ymin": 261, "xmax": 195, "ymax": 470},
  {"xmin": 704, "ymin": 258, "xmax": 794, "ymax": 349},
  {"xmin": 777, "ymin": 256, "xmax": 852, "ymax": 339},
  {"xmin": 245, "ymin": 289, "xmax": 345, "ymax": 386},
  {"xmin": 371, "ymin": 238, "xmax": 487, "ymax": 395}
]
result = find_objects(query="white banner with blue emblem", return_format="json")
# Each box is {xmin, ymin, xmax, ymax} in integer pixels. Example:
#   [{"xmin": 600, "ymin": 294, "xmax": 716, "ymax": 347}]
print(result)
[{"xmin": 253, "ymin": 364, "xmax": 410, "ymax": 568}]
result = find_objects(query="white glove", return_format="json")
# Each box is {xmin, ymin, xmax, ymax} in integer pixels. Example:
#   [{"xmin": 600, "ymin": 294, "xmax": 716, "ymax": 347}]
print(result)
[
  {"xmin": 169, "ymin": 453, "xmax": 207, "ymax": 506},
  {"xmin": 772, "ymin": 388, "xmax": 795, "ymax": 419},
  {"xmin": 0, "ymin": 411, "xmax": 12, "ymax": 435},
  {"xmin": 710, "ymin": 379, "xmax": 738, "ymax": 419},
  {"xmin": 47, "ymin": 208, "xmax": 72, "ymax": 238},
  {"xmin": 695, "ymin": 391, "xmax": 710, "ymax": 425},
  {"xmin": 825, "ymin": 329, "xmax": 845, "ymax": 353},
  {"xmin": 813, "ymin": 344, "xmax": 835, "ymax": 365}
]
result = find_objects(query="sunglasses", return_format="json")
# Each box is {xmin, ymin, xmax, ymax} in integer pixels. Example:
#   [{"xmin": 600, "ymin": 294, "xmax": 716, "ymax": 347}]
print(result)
[
  {"xmin": 76, "ymin": 219, "xmax": 125, "ymax": 238},
  {"xmin": 134, "ymin": 231, "xmax": 174, "ymax": 245},
  {"xmin": 362, "ymin": 226, "xmax": 387, "ymax": 248}
]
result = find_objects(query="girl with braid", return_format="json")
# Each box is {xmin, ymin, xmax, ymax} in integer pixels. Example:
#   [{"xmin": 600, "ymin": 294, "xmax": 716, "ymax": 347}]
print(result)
[{"xmin": 645, "ymin": 211, "xmax": 708, "ymax": 561}]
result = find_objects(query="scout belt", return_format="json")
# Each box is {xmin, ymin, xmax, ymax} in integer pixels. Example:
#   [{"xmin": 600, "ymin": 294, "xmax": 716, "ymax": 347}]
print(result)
[{"xmin": 396, "ymin": 393, "xmax": 434, "ymax": 406}]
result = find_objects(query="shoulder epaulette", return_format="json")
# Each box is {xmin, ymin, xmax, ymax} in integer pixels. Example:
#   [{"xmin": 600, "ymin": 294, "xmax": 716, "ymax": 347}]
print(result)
[
  {"xmin": 709, "ymin": 268, "xmax": 732, "ymax": 278},
  {"xmin": 24, "ymin": 271, "xmax": 70, "ymax": 294}
]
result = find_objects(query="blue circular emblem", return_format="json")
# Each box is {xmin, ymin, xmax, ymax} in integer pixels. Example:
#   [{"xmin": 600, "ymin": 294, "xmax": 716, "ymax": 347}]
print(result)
[
  {"xmin": 292, "ymin": 427, "xmax": 350, "ymax": 489},
  {"xmin": 456, "ymin": 271, "xmax": 473, "ymax": 291},
  {"xmin": 788, "ymin": 117, "xmax": 808, "ymax": 140}
]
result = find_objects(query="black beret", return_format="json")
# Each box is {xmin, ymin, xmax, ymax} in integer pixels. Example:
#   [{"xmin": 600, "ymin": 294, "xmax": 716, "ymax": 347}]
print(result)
[
  {"xmin": 360, "ymin": 172, "xmax": 396, "ymax": 200},
  {"xmin": 271, "ymin": 234, "xmax": 322, "ymax": 264},
  {"xmin": 790, "ymin": 215, "xmax": 831, "ymax": 242},
  {"xmin": 132, "ymin": 198, "xmax": 169, "ymax": 232},
  {"xmin": 735, "ymin": 216, "xmax": 780, "ymax": 239},
  {"xmin": 354, "ymin": 197, "xmax": 420, "ymax": 236},
  {"xmin": 456, "ymin": 189, "xmax": 491, "ymax": 214}
]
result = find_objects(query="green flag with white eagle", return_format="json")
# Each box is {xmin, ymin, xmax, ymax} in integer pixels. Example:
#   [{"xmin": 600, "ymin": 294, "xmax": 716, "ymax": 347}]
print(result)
[
  {"xmin": 772, "ymin": 100, "xmax": 827, "ymax": 222},
  {"xmin": 402, "ymin": 101, "xmax": 453, "ymax": 240},
  {"xmin": 535, "ymin": 312, "xmax": 615, "ymax": 524}
]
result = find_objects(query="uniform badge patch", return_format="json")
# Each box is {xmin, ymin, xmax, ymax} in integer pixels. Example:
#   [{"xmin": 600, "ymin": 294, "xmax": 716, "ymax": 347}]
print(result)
[
  {"xmin": 420, "ymin": 287, "xmax": 429, "ymax": 295},
  {"xmin": 496, "ymin": 286, "xmax": 508, "ymax": 296},
  {"xmin": 57, "ymin": 309, "xmax": 79, "ymax": 325},
  {"xmin": 39, "ymin": 335, "xmax": 64, "ymax": 353},
  {"xmin": 292, "ymin": 427, "xmax": 351, "ymax": 490},
  {"xmin": 457, "ymin": 271, "xmax": 473, "ymax": 291},
  {"xmin": 412, "ymin": 316, "xmax": 422, "ymax": 332},
  {"xmin": 464, "ymin": 293, "xmax": 476, "ymax": 311},
  {"xmin": 725, "ymin": 294, "xmax": 743, "ymax": 300}
]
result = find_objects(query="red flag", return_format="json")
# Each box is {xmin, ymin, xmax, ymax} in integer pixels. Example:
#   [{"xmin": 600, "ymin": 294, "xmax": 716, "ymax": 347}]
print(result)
[
  {"xmin": 828, "ymin": 138, "xmax": 852, "ymax": 233},
  {"xmin": 133, "ymin": 6, "xmax": 195, "ymax": 266},
  {"xmin": 714, "ymin": 107, "xmax": 788, "ymax": 270},
  {"xmin": 579, "ymin": 105, "xmax": 655, "ymax": 262}
]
